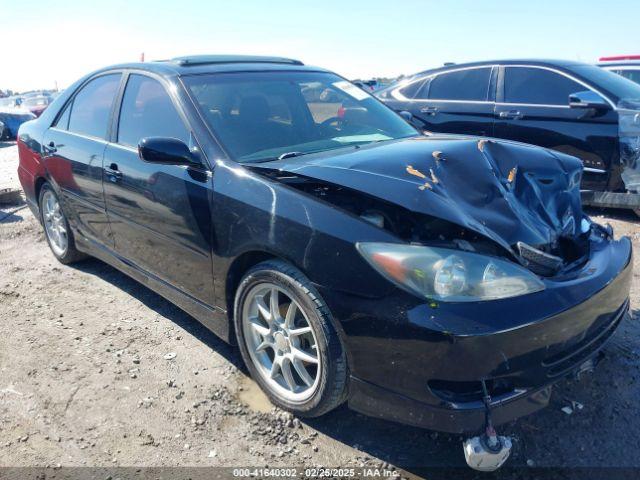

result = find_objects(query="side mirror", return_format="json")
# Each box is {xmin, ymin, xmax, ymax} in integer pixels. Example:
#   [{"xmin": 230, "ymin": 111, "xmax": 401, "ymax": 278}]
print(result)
[
  {"xmin": 138, "ymin": 137, "xmax": 198, "ymax": 166},
  {"xmin": 569, "ymin": 91, "xmax": 610, "ymax": 110}
]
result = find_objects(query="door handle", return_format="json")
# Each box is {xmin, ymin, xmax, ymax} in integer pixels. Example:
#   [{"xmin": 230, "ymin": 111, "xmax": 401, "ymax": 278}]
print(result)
[
  {"xmin": 420, "ymin": 106, "xmax": 439, "ymax": 115},
  {"xmin": 498, "ymin": 110, "xmax": 523, "ymax": 120},
  {"xmin": 43, "ymin": 141, "xmax": 57, "ymax": 155},
  {"xmin": 104, "ymin": 163, "xmax": 123, "ymax": 182}
]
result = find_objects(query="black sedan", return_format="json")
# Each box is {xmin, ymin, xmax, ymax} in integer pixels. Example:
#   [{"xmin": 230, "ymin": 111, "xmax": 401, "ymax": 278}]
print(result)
[
  {"xmin": 17, "ymin": 56, "xmax": 632, "ymax": 441},
  {"xmin": 376, "ymin": 59, "xmax": 640, "ymax": 215}
]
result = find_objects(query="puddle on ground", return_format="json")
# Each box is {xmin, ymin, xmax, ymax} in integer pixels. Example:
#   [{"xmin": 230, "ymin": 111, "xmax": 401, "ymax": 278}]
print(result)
[{"xmin": 237, "ymin": 375, "xmax": 273, "ymax": 413}]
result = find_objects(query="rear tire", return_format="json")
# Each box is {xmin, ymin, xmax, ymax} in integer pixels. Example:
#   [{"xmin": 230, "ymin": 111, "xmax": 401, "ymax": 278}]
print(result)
[
  {"xmin": 234, "ymin": 260, "xmax": 348, "ymax": 417},
  {"xmin": 39, "ymin": 183, "xmax": 86, "ymax": 264}
]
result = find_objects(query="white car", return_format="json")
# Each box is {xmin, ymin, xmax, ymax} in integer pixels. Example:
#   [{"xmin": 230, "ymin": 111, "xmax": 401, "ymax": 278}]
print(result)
[{"xmin": 599, "ymin": 55, "xmax": 640, "ymax": 85}]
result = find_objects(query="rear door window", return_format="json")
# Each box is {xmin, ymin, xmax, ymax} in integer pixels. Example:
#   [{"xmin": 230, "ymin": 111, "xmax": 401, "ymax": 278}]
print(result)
[
  {"xmin": 428, "ymin": 68, "xmax": 492, "ymax": 101},
  {"xmin": 504, "ymin": 67, "xmax": 583, "ymax": 105},
  {"xmin": 67, "ymin": 74, "xmax": 121, "ymax": 139},
  {"xmin": 117, "ymin": 74, "xmax": 189, "ymax": 147}
]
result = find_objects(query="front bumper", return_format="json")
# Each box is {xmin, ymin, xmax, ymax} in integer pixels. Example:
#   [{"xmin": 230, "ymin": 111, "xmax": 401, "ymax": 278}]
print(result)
[{"xmin": 321, "ymin": 235, "xmax": 633, "ymax": 433}]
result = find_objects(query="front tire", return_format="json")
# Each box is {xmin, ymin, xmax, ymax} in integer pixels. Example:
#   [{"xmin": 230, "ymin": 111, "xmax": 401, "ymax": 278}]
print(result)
[
  {"xmin": 39, "ymin": 183, "xmax": 86, "ymax": 264},
  {"xmin": 234, "ymin": 260, "xmax": 348, "ymax": 417}
]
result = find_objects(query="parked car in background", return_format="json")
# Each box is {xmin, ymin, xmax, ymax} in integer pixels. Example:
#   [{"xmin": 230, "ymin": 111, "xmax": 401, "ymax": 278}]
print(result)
[
  {"xmin": 353, "ymin": 79, "xmax": 379, "ymax": 92},
  {"xmin": 21, "ymin": 95, "xmax": 52, "ymax": 117},
  {"xmin": 0, "ymin": 109, "xmax": 36, "ymax": 140},
  {"xmin": 16, "ymin": 56, "xmax": 632, "ymax": 471},
  {"xmin": 352, "ymin": 79, "xmax": 392, "ymax": 93},
  {"xmin": 377, "ymin": 59, "xmax": 640, "ymax": 215},
  {"xmin": 0, "ymin": 96, "xmax": 22, "ymax": 109},
  {"xmin": 599, "ymin": 55, "xmax": 640, "ymax": 85}
]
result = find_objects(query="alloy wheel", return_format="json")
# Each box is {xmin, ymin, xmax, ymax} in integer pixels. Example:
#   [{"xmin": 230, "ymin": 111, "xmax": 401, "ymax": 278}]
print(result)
[
  {"xmin": 241, "ymin": 283, "xmax": 321, "ymax": 403},
  {"xmin": 42, "ymin": 190, "xmax": 68, "ymax": 257}
]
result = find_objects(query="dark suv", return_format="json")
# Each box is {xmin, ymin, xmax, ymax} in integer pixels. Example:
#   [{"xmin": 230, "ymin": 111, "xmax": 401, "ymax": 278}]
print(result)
[{"xmin": 377, "ymin": 60, "xmax": 640, "ymax": 214}]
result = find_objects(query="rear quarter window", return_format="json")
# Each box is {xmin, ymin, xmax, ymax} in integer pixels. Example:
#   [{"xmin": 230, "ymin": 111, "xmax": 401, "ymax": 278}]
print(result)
[{"xmin": 398, "ymin": 78, "xmax": 428, "ymax": 99}]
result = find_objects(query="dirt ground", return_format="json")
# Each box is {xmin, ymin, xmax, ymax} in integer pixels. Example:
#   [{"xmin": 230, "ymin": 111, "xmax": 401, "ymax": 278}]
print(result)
[{"xmin": 1, "ymin": 141, "xmax": 639, "ymax": 478}]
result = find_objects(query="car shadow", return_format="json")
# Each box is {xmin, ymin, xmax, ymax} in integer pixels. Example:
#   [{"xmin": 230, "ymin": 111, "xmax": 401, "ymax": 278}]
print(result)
[
  {"xmin": 70, "ymin": 257, "xmax": 469, "ymax": 473},
  {"xmin": 72, "ymin": 257, "xmax": 244, "ymax": 370},
  {"xmin": 70, "ymin": 258, "xmax": 640, "ymax": 477},
  {"xmin": 0, "ymin": 198, "xmax": 27, "ymax": 223}
]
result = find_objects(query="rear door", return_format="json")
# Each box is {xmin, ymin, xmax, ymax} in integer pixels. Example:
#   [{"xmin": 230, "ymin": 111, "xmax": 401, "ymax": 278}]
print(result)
[
  {"xmin": 43, "ymin": 73, "xmax": 122, "ymax": 246},
  {"xmin": 103, "ymin": 72, "xmax": 215, "ymax": 305},
  {"xmin": 386, "ymin": 66, "xmax": 496, "ymax": 136},
  {"xmin": 494, "ymin": 66, "xmax": 618, "ymax": 191}
]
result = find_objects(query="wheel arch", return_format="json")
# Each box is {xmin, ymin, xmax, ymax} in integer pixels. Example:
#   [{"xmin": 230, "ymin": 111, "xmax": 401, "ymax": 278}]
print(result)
[
  {"xmin": 35, "ymin": 176, "xmax": 47, "ymax": 200},
  {"xmin": 33, "ymin": 176, "xmax": 48, "ymax": 221},
  {"xmin": 225, "ymin": 250, "xmax": 281, "ymax": 323}
]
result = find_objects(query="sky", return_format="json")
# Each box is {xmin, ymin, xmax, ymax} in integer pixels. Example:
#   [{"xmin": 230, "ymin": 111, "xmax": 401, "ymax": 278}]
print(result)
[{"xmin": 1, "ymin": 0, "xmax": 639, "ymax": 92}]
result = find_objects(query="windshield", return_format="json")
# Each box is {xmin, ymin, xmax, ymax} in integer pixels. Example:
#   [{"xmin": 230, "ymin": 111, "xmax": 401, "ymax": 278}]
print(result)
[
  {"xmin": 183, "ymin": 71, "xmax": 418, "ymax": 163},
  {"xmin": 574, "ymin": 65, "xmax": 640, "ymax": 104}
]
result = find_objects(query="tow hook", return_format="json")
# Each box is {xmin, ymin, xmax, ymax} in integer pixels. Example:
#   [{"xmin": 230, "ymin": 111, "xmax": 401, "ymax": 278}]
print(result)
[{"xmin": 463, "ymin": 380, "xmax": 513, "ymax": 472}]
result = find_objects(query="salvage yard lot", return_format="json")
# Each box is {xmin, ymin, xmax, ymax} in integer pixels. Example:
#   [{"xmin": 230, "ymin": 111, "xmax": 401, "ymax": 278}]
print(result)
[{"xmin": 1, "ymin": 141, "xmax": 639, "ymax": 476}]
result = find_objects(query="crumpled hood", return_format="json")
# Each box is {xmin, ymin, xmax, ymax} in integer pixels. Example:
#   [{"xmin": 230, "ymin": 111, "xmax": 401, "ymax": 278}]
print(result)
[{"xmin": 253, "ymin": 136, "xmax": 584, "ymax": 254}]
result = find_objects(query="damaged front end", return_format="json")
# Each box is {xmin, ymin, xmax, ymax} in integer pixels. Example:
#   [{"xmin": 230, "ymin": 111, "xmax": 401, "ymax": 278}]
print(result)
[
  {"xmin": 619, "ymin": 103, "xmax": 640, "ymax": 193},
  {"xmin": 583, "ymin": 100, "xmax": 640, "ymax": 212},
  {"xmin": 250, "ymin": 136, "xmax": 596, "ymax": 280},
  {"xmin": 246, "ymin": 134, "xmax": 632, "ymax": 436}
]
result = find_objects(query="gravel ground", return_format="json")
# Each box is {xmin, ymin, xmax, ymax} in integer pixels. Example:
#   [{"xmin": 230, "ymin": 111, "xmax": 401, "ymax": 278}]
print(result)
[{"xmin": 1, "ymin": 141, "xmax": 639, "ymax": 478}]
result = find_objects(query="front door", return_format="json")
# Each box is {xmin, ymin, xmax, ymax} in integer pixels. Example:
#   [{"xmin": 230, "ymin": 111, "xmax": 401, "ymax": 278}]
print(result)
[
  {"xmin": 103, "ymin": 73, "xmax": 215, "ymax": 305},
  {"xmin": 494, "ymin": 66, "xmax": 619, "ymax": 192}
]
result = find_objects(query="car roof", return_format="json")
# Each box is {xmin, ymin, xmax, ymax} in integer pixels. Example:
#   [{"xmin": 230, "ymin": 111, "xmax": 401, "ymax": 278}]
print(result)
[
  {"xmin": 598, "ymin": 61, "xmax": 640, "ymax": 67},
  {"xmin": 413, "ymin": 59, "xmax": 590, "ymax": 77},
  {"xmin": 92, "ymin": 55, "xmax": 330, "ymax": 78}
]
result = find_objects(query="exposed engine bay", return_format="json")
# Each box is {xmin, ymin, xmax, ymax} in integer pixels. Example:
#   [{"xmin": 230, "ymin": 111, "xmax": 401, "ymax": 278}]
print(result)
[{"xmin": 252, "ymin": 165, "xmax": 601, "ymax": 278}]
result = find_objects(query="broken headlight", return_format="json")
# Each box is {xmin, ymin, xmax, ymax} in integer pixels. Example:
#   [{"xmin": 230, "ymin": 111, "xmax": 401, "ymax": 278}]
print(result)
[{"xmin": 357, "ymin": 243, "xmax": 545, "ymax": 302}]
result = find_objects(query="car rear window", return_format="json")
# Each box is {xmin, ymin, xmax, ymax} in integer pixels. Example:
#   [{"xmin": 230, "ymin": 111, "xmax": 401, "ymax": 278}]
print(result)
[
  {"xmin": 504, "ymin": 67, "xmax": 582, "ymax": 105},
  {"xmin": 428, "ymin": 68, "xmax": 491, "ymax": 101}
]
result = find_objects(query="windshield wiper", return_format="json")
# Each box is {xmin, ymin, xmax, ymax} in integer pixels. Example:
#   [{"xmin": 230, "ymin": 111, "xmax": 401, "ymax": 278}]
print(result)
[
  {"xmin": 248, "ymin": 145, "xmax": 363, "ymax": 164},
  {"xmin": 277, "ymin": 151, "xmax": 304, "ymax": 160}
]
